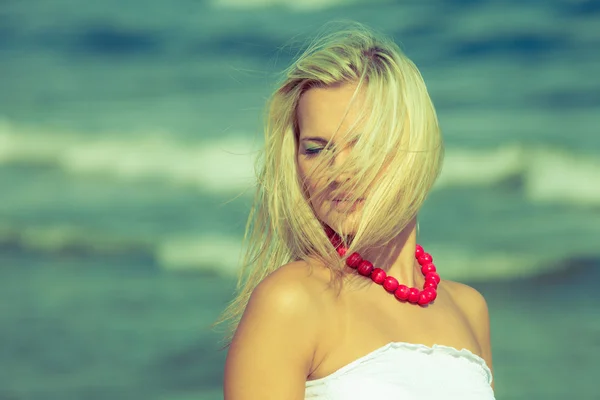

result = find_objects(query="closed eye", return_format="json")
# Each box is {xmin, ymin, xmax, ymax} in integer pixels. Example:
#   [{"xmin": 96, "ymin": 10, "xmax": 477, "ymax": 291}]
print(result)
[
  {"xmin": 304, "ymin": 147, "xmax": 324, "ymax": 156},
  {"xmin": 300, "ymin": 136, "xmax": 335, "ymax": 157}
]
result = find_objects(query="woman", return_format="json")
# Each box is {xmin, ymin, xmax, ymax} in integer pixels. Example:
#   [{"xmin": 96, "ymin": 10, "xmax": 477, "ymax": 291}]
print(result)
[{"xmin": 217, "ymin": 22, "xmax": 495, "ymax": 399}]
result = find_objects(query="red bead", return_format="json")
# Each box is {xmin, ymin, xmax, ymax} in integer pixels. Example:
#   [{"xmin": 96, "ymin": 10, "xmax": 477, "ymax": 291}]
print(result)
[
  {"xmin": 394, "ymin": 284, "xmax": 410, "ymax": 301},
  {"xmin": 418, "ymin": 253, "xmax": 433, "ymax": 265},
  {"xmin": 408, "ymin": 288, "xmax": 420, "ymax": 304},
  {"xmin": 415, "ymin": 244, "xmax": 424, "ymax": 258},
  {"xmin": 324, "ymin": 225, "xmax": 335, "ymax": 237},
  {"xmin": 423, "ymin": 288, "xmax": 437, "ymax": 302},
  {"xmin": 327, "ymin": 228, "xmax": 343, "ymax": 248},
  {"xmin": 421, "ymin": 263, "xmax": 436, "ymax": 274},
  {"xmin": 328, "ymin": 231, "xmax": 339, "ymax": 242},
  {"xmin": 383, "ymin": 276, "xmax": 399, "ymax": 292},
  {"xmin": 332, "ymin": 242, "xmax": 441, "ymax": 307},
  {"xmin": 423, "ymin": 280, "xmax": 438, "ymax": 290},
  {"xmin": 357, "ymin": 260, "xmax": 374, "ymax": 276},
  {"xmin": 422, "ymin": 288, "xmax": 433, "ymax": 300},
  {"xmin": 425, "ymin": 272, "xmax": 440, "ymax": 284},
  {"xmin": 418, "ymin": 291, "xmax": 431, "ymax": 305},
  {"xmin": 371, "ymin": 268, "xmax": 387, "ymax": 284},
  {"xmin": 346, "ymin": 252, "xmax": 362, "ymax": 268}
]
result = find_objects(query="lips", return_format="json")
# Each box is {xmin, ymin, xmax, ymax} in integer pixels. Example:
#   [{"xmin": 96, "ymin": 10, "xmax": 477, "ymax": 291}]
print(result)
[
  {"xmin": 331, "ymin": 198, "xmax": 364, "ymax": 212},
  {"xmin": 332, "ymin": 193, "xmax": 363, "ymax": 202},
  {"xmin": 332, "ymin": 198, "xmax": 364, "ymax": 202}
]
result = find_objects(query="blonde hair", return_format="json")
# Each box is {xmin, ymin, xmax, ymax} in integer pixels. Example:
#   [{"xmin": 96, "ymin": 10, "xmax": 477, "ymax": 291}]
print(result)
[{"xmin": 213, "ymin": 21, "xmax": 444, "ymax": 344}]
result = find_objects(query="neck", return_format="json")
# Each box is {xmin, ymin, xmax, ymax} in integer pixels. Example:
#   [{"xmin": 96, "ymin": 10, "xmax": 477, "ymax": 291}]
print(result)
[{"xmin": 358, "ymin": 217, "xmax": 421, "ymax": 287}]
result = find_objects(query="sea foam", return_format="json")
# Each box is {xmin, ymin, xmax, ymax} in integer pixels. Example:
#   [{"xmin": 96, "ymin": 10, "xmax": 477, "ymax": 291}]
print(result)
[{"xmin": 1, "ymin": 119, "xmax": 598, "ymax": 206}]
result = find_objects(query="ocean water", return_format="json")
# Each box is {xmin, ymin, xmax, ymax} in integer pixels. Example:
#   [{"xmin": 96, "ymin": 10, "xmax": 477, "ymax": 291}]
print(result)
[
  {"xmin": 0, "ymin": 0, "xmax": 599, "ymax": 398},
  {"xmin": 1, "ymin": 259, "xmax": 599, "ymax": 399}
]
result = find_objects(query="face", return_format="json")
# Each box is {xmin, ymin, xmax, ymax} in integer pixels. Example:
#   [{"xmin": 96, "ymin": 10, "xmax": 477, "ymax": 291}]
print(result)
[{"xmin": 296, "ymin": 82, "xmax": 367, "ymax": 235}]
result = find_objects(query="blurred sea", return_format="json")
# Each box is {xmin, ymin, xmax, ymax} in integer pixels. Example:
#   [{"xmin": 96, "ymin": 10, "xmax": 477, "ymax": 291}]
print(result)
[{"xmin": 0, "ymin": 0, "xmax": 599, "ymax": 399}]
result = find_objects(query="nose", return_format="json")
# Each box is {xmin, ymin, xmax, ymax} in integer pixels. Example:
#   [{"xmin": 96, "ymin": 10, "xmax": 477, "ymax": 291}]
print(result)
[{"xmin": 332, "ymin": 147, "xmax": 353, "ymax": 183}]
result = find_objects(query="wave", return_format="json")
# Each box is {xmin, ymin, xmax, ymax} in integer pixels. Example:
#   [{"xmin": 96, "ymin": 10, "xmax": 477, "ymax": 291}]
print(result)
[
  {"xmin": 522, "ymin": 148, "xmax": 600, "ymax": 207},
  {"xmin": 437, "ymin": 144, "xmax": 600, "ymax": 206},
  {"xmin": 0, "ymin": 224, "xmax": 241, "ymax": 276},
  {"xmin": 420, "ymin": 243, "xmax": 600, "ymax": 283},
  {"xmin": 0, "ymin": 118, "xmax": 260, "ymax": 195},
  {"xmin": 1, "ymin": 119, "xmax": 599, "ymax": 206},
  {"xmin": 2, "ymin": 223, "xmax": 597, "ymax": 283}
]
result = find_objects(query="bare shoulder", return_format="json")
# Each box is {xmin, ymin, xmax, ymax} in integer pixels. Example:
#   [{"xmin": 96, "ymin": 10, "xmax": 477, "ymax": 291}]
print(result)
[
  {"xmin": 250, "ymin": 260, "xmax": 334, "ymax": 319},
  {"xmin": 252, "ymin": 261, "xmax": 324, "ymax": 308},
  {"xmin": 442, "ymin": 279, "xmax": 494, "ymax": 386},
  {"xmin": 442, "ymin": 279, "xmax": 490, "ymax": 340},
  {"xmin": 223, "ymin": 260, "xmax": 331, "ymax": 400},
  {"xmin": 263, "ymin": 258, "xmax": 332, "ymax": 293},
  {"xmin": 443, "ymin": 279, "xmax": 489, "ymax": 316}
]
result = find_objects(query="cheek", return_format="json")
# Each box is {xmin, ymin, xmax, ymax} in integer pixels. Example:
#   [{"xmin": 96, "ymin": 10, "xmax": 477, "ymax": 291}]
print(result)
[
  {"xmin": 297, "ymin": 159, "xmax": 325, "ymax": 201},
  {"xmin": 297, "ymin": 159, "xmax": 312, "ymax": 195},
  {"xmin": 304, "ymin": 175, "xmax": 321, "ymax": 198}
]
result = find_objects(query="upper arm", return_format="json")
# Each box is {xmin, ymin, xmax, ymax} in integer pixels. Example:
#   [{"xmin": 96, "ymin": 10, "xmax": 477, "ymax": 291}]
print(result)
[{"xmin": 223, "ymin": 264, "xmax": 321, "ymax": 400}]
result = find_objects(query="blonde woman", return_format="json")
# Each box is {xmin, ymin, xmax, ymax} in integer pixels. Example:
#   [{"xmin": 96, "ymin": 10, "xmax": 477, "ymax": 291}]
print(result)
[{"xmin": 217, "ymin": 22, "xmax": 495, "ymax": 399}]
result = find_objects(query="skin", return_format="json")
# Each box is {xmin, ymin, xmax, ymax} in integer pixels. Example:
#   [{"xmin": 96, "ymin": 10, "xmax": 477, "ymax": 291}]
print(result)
[
  {"xmin": 296, "ymin": 82, "xmax": 369, "ymax": 237},
  {"xmin": 223, "ymin": 82, "xmax": 494, "ymax": 399}
]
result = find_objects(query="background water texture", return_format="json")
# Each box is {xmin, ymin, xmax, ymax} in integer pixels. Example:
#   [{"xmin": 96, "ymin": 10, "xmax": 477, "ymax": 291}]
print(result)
[{"xmin": 0, "ymin": 0, "xmax": 599, "ymax": 399}]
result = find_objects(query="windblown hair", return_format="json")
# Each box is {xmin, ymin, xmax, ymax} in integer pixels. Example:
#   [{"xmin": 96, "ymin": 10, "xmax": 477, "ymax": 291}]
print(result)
[{"xmin": 214, "ymin": 22, "xmax": 444, "ymax": 344}]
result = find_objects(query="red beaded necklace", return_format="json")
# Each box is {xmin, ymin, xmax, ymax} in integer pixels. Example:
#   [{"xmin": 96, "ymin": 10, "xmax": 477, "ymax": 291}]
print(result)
[{"xmin": 325, "ymin": 227, "xmax": 440, "ymax": 306}]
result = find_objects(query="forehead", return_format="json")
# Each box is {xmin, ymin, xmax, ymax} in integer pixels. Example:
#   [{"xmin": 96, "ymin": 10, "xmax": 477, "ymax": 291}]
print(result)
[{"xmin": 297, "ymin": 82, "xmax": 366, "ymax": 140}]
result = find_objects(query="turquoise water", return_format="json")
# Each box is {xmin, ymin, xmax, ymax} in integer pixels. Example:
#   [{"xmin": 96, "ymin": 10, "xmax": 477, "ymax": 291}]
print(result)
[
  {"xmin": 1, "ymin": 0, "xmax": 599, "ymax": 398},
  {"xmin": 1, "ymin": 0, "xmax": 599, "ymax": 280},
  {"xmin": 0, "ymin": 258, "xmax": 233, "ymax": 399},
  {"xmin": 1, "ymin": 259, "xmax": 598, "ymax": 399}
]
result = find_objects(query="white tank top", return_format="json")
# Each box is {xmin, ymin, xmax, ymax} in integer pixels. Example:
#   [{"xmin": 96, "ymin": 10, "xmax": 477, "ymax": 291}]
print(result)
[{"xmin": 305, "ymin": 342, "xmax": 495, "ymax": 399}]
